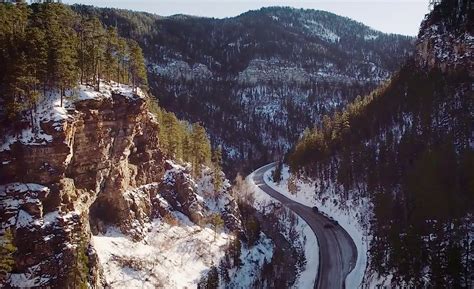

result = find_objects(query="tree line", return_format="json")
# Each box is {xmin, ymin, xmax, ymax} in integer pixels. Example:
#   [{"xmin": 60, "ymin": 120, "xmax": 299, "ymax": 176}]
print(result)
[
  {"xmin": 148, "ymin": 100, "xmax": 223, "ymax": 184},
  {"xmin": 0, "ymin": 2, "xmax": 147, "ymax": 122}
]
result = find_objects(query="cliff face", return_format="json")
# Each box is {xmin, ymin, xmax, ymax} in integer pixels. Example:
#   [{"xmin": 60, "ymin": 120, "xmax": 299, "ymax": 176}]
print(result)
[
  {"xmin": 416, "ymin": 0, "xmax": 473, "ymax": 72},
  {"xmin": 0, "ymin": 84, "xmax": 243, "ymax": 288}
]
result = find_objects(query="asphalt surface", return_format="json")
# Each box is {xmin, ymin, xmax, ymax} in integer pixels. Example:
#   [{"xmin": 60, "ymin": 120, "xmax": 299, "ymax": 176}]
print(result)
[{"xmin": 252, "ymin": 164, "xmax": 357, "ymax": 289}]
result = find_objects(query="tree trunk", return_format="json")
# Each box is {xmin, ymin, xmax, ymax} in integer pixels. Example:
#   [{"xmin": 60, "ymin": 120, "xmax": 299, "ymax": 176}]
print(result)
[
  {"xmin": 97, "ymin": 59, "xmax": 100, "ymax": 92},
  {"xmin": 80, "ymin": 30, "xmax": 84, "ymax": 85},
  {"xmin": 60, "ymin": 87, "xmax": 63, "ymax": 107},
  {"xmin": 117, "ymin": 61, "xmax": 120, "ymax": 85},
  {"xmin": 30, "ymin": 109, "xmax": 34, "ymax": 131}
]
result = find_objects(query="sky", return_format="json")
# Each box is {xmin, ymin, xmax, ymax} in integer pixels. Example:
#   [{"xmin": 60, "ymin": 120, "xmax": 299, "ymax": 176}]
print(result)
[{"xmin": 62, "ymin": 0, "xmax": 430, "ymax": 36}]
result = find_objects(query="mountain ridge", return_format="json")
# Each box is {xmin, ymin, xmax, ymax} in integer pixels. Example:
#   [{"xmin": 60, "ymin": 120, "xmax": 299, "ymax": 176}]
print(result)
[{"xmin": 73, "ymin": 4, "xmax": 415, "ymax": 174}]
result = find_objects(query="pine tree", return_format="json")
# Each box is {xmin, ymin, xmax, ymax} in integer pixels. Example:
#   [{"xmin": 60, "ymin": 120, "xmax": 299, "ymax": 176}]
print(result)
[
  {"xmin": 210, "ymin": 213, "xmax": 224, "ymax": 241},
  {"xmin": 165, "ymin": 112, "xmax": 183, "ymax": 160},
  {"xmin": 212, "ymin": 146, "xmax": 223, "ymax": 192},
  {"xmin": 25, "ymin": 26, "xmax": 48, "ymax": 104},
  {"xmin": 128, "ymin": 39, "xmax": 147, "ymax": 92},
  {"xmin": 70, "ymin": 234, "xmax": 89, "ymax": 289},
  {"xmin": 0, "ymin": 229, "xmax": 17, "ymax": 283},
  {"xmin": 116, "ymin": 37, "xmax": 128, "ymax": 84},
  {"xmin": 272, "ymin": 160, "xmax": 283, "ymax": 184},
  {"xmin": 229, "ymin": 238, "xmax": 242, "ymax": 267},
  {"xmin": 203, "ymin": 265, "xmax": 219, "ymax": 289},
  {"xmin": 191, "ymin": 123, "xmax": 211, "ymax": 176},
  {"xmin": 38, "ymin": 3, "xmax": 79, "ymax": 106},
  {"xmin": 218, "ymin": 259, "xmax": 230, "ymax": 284},
  {"xmin": 182, "ymin": 133, "xmax": 193, "ymax": 164},
  {"xmin": 81, "ymin": 17, "xmax": 105, "ymax": 91},
  {"xmin": 0, "ymin": 2, "xmax": 30, "ymax": 119},
  {"xmin": 104, "ymin": 26, "xmax": 119, "ymax": 83}
]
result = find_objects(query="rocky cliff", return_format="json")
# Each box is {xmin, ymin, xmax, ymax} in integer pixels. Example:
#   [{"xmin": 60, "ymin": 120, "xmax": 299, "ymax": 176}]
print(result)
[
  {"xmin": 416, "ymin": 0, "xmax": 473, "ymax": 72},
  {"xmin": 0, "ymin": 83, "xmax": 243, "ymax": 288}
]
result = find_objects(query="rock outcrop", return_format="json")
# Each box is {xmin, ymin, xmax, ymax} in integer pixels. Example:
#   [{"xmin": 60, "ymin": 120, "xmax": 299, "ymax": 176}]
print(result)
[
  {"xmin": 0, "ymin": 84, "xmax": 242, "ymax": 288},
  {"xmin": 416, "ymin": 0, "xmax": 472, "ymax": 72}
]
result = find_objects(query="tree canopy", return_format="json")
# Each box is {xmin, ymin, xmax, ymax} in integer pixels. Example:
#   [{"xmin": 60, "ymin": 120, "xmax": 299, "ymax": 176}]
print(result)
[{"xmin": 0, "ymin": 2, "xmax": 148, "ymax": 122}]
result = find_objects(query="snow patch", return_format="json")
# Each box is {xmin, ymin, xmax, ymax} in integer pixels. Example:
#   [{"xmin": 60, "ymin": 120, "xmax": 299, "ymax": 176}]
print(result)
[{"xmin": 303, "ymin": 20, "xmax": 340, "ymax": 43}]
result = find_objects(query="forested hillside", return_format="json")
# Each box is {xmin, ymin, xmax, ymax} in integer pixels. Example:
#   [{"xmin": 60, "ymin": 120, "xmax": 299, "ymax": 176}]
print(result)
[
  {"xmin": 71, "ymin": 5, "xmax": 414, "ymax": 174},
  {"xmin": 0, "ymin": 3, "xmax": 279, "ymax": 288},
  {"xmin": 289, "ymin": 0, "xmax": 473, "ymax": 286}
]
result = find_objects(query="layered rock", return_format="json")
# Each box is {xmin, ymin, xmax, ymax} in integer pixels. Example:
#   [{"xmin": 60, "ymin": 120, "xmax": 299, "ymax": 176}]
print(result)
[{"xmin": 0, "ymin": 84, "xmax": 242, "ymax": 288}]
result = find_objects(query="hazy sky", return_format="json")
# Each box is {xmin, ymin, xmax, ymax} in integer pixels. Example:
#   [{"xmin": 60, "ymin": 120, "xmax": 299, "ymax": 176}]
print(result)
[{"xmin": 62, "ymin": 0, "xmax": 430, "ymax": 36}]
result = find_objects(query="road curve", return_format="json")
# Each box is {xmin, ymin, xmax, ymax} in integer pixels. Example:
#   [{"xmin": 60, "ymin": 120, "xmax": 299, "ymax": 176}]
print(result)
[{"xmin": 252, "ymin": 163, "xmax": 357, "ymax": 289}]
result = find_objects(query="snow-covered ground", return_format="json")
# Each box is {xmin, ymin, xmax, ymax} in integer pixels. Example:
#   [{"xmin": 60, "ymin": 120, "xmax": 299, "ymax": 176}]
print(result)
[
  {"xmin": 262, "ymin": 165, "xmax": 370, "ymax": 289},
  {"xmin": 247, "ymin": 169, "xmax": 319, "ymax": 289},
  {"xmin": 93, "ymin": 214, "xmax": 229, "ymax": 289},
  {"xmin": 93, "ymin": 206, "xmax": 274, "ymax": 289},
  {"xmin": 226, "ymin": 233, "xmax": 274, "ymax": 288}
]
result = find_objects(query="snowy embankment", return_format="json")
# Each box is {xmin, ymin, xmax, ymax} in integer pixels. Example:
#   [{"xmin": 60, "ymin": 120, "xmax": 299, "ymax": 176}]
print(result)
[
  {"xmin": 263, "ymin": 165, "xmax": 368, "ymax": 289},
  {"xmin": 247, "ymin": 168, "xmax": 319, "ymax": 289}
]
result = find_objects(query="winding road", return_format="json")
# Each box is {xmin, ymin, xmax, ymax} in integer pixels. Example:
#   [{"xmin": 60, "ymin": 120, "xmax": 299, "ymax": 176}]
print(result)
[{"xmin": 252, "ymin": 164, "xmax": 357, "ymax": 289}]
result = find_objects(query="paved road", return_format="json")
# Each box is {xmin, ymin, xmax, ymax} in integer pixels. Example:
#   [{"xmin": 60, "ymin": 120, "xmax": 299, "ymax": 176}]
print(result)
[{"xmin": 252, "ymin": 164, "xmax": 357, "ymax": 289}]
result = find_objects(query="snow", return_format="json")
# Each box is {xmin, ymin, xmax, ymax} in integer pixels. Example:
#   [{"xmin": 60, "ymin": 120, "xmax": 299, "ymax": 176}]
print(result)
[
  {"xmin": 77, "ymin": 81, "xmax": 145, "ymax": 101},
  {"xmin": 0, "ymin": 81, "xmax": 145, "ymax": 152},
  {"xmin": 417, "ymin": 19, "xmax": 473, "ymax": 69},
  {"xmin": 247, "ymin": 168, "xmax": 319, "ymax": 289},
  {"xmin": 9, "ymin": 273, "xmax": 50, "ymax": 288},
  {"xmin": 364, "ymin": 34, "xmax": 379, "ymax": 40},
  {"xmin": 92, "ymin": 163, "xmax": 271, "ymax": 288},
  {"xmin": 16, "ymin": 210, "xmax": 34, "ymax": 228},
  {"xmin": 0, "ymin": 183, "xmax": 49, "ymax": 195},
  {"xmin": 151, "ymin": 60, "xmax": 213, "ymax": 81},
  {"xmin": 237, "ymin": 58, "xmax": 310, "ymax": 85},
  {"xmin": 262, "ymin": 165, "xmax": 369, "ymax": 289},
  {"xmin": 303, "ymin": 20, "xmax": 340, "ymax": 43},
  {"xmin": 0, "ymin": 183, "xmax": 50, "ymax": 220},
  {"xmin": 93, "ymin": 215, "xmax": 230, "ymax": 289},
  {"xmin": 227, "ymin": 233, "xmax": 274, "ymax": 288}
]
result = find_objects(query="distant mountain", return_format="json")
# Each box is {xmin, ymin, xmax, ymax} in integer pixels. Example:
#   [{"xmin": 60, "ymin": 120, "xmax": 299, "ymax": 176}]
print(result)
[
  {"xmin": 73, "ymin": 5, "xmax": 414, "ymax": 174},
  {"xmin": 289, "ymin": 0, "xmax": 473, "ymax": 286}
]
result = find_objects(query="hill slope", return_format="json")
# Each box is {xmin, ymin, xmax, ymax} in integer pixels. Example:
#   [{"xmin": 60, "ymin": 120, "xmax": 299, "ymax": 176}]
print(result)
[
  {"xmin": 73, "ymin": 5, "xmax": 414, "ymax": 173},
  {"xmin": 289, "ymin": 0, "xmax": 473, "ymax": 286}
]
